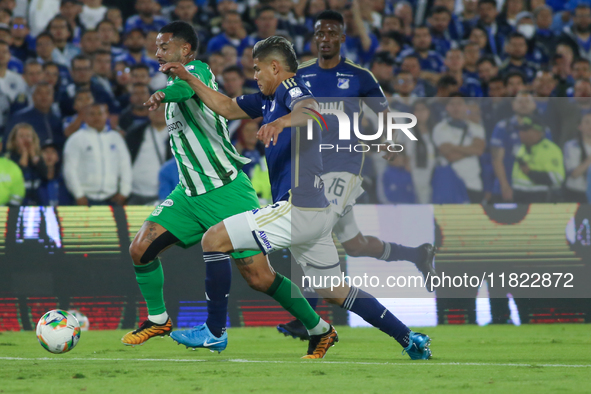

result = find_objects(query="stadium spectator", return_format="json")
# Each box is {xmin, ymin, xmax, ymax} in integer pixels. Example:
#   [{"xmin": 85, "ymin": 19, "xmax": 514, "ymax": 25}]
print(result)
[
  {"xmin": 9, "ymin": 16, "xmax": 34, "ymax": 63},
  {"xmin": 398, "ymin": 25, "xmax": 445, "ymax": 75},
  {"xmin": 79, "ymin": 29, "xmax": 101, "ymax": 57},
  {"xmin": 560, "ymin": 4, "xmax": 591, "ymax": 62},
  {"xmin": 477, "ymin": 56, "xmax": 500, "ymax": 96},
  {"xmin": 394, "ymin": 1, "xmax": 413, "ymax": 38},
  {"xmin": 63, "ymin": 102, "xmax": 131, "ymax": 206},
  {"xmin": 125, "ymin": 0, "xmax": 168, "ymax": 34},
  {"xmin": 126, "ymin": 104, "xmax": 170, "ymax": 205},
  {"xmin": 533, "ymin": 6, "xmax": 558, "ymax": 59},
  {"xmin": 403, "ymin": 100, "xmax": 437, "ymax": 204},
  {"xmin": 63, "ymin": 88, "xmax": 94, "ymax": 137},
  {"xmin": 92, "ymin": 49, "xmax": 115, "ymax": 94},
  {"xmin": 244, "ymin": 6, "xmax": 284, "ymax": 50},
  {"xmin": 429, "ymin": 6, "xmax": 453, "ymax": 57},
  {"xmin": 459, "ymin": 0, "xmax": 479, "ymax": 32},
  {"xmin": 475, "ymin": 0, "xmax": 513, "ymax": 60},
  {"xmin": 382, "ymin": 150, "xmax": 416, "ymax": 204},
  {"xmin": 119, "ymin": 83, "xmax": 150, "ymax": 133},
  {"xmin": 115, "ymin": 28, "xmax": 160, "ymax": 76},
  {"xmin": 564, "ymin": 113, "xmax": 591, "ymax": 202},
  {"xmin": 512, "ymin": 116, "xmax": 564, "ymax": 202},
  {"xmin": 4, "ymin": 123, "xmax": 48, "ymax": 205},
  {"xmin": 79, "ymin": 0, "xmax": 107, "ymax": 30},
  {"xmin": 28, "ymin": 0, "xmax": 60, "ymax": 37},
  {"xmin": 400, "ymin": 55, "xmax": 437, "ymax": 97},
  {"xmin": 240, "ymin": 45, "xmax": 257, "ymax": 91},
  {"xmin": 370, "ymin": 51, "xmax": 395, "ymax": 87},
  {"xmin": 5, "ymin": 82, "xmax": 64, "ymax": 149},
  {"xmin": 97, "ymin": 19, "xmax": 124, "ymax": 58},
  {"xmin": 504, "ymin": 71, "xmax": 527, "ymax": 97},
  {"xmin": 35, "ymin": 33, "xmax": 72, "ymax": 87},
  {"xmin": 158, "ymin": 157, "xmax": 179, "ymax": 201},
  {"xmin": 377, "ymin": 31, "xmax": 404, "ymax": 59},
  {"xmin": 105, "ymin": 7, "xmax": 124, "ymax": 33},
  {"xmin": 208, "ymin": 51, "xmax": 225, "ymax": 86},
  {"xmin": 10, "ymin": 59, "xmax": 44, "ymax": 114},
  {"xmin": 0, "ymin": 152, "xmax": 25, "ymax": 205},
  {"xmin": 172, "ymin": 0, "xmax": 209, "ymax": 54},
  {"xmin": 391, "ymin": 70, "xmax": 417, "ymax": 112},
  {"xmin": 37, "ymin": 142, "xmax": 73, "ymax": 206},
  {"xmin": 500, "ymin": 33, "xmax": 539, "ymax": 83},
  {"xmin": 60, "ymin": 54, "xmax": 119, "ymax": 122},
  {"xmin": 59, "ymin": 0, "xmax": 83, "ymax": 46},
  {"xmin": 444, "ymin": 48, "xmax": 483, "ymax": 97},
  {"xmin": 47, "ymin": 15, "xmax": 80, "ymax": 66},
  {"xmin": 432, "ymin": 93, "xmax": 486, "ymax": 203},
  {"xmin": 462, "ymin": 42, "xmax": 482, "ymax": 80},
  {"xmin": 0, "ymin": 23, "xmax": 24, "ymax": 73},
  {"xmin": 532, "ymin": 70, "xmax": 557, "ymax": 114},
  {"xmin": 233, "ymin": 119, "xmax": 271, "ymax": 202},
  {"xmin": 0, "ymin": 40, "xmax": 26, "ymax": 103}
]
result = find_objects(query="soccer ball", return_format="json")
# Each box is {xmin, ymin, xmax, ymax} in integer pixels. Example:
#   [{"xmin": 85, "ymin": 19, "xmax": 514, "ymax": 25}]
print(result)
[
  {"xmin": 67, "ymin": 309, "xmax": 90, "ymax": 331},
  {"xmin": 36, "ymin": 310, "xmax": 81, "ymax": 354}
]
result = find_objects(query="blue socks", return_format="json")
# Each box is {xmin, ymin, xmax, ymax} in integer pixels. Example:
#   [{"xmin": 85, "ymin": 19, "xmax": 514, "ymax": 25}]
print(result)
[
  {"xmin": 380, "ymin": 242, "xmax": 424, "ymax": 264},
  {"xmin": 203, "ymin": 252, "xmax": 232, "ymax": 338},
  {"xmin": 343, "ymin": 287, "xmax": 410, "ymax": 348}
]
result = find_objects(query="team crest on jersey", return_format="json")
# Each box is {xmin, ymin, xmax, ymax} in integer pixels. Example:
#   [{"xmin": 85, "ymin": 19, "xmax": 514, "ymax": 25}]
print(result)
[
  {"xmin": 289, "ymin": 87, "xmax": 303, "ymax": 98},
  {"xmin": 270, "ymin": 100, "xmax": 276, "ymax": 112},
  {"xmin": 161, "ymin": 199, "xmax": 174, "ymax": 207},
  {"xmin": 185, "ymin": 65, "xmax": 195, "ymax": 71},
  {"xmin": 305, "ymin": 81, "xmax": 311, "ymax": 88},
  {"xmin": 337, "ymin": 78, "xmax": 350, "ymax": 89},
  {"xmin": 151, "ymin": 206, "xmax": 163, "ymax": 216}
]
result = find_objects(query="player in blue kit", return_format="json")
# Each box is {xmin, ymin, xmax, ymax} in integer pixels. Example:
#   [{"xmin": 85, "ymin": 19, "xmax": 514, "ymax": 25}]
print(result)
[
  {"xmin": 277, "ymin": 10, "xmax": 437, "ymax": 340},
  {"xmin": 161, "ymin": 36, "xmax": 432, "ymax": 360}
]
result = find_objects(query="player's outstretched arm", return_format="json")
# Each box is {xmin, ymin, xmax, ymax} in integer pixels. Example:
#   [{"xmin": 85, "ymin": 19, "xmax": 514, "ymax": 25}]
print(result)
[
  {"xmin": 257, "ymin": 98, "xmax": 318, "ymax": 147},
  {"xmin": 160, "ymin": 62, "xmax": 250, "ymax": 120}
]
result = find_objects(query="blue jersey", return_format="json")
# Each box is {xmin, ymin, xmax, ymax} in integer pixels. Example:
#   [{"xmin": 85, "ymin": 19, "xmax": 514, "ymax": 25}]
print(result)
[
  {"xmin": 236, "ymin": 76, "xmax": 328, "ymax": 209},
  {"xmin": 397, "ymin": 49, "xmax": 446, "ymax": 73},
  {"xmin": 297, "ymin": 57, "xmax": 388, "ymax": 175}
]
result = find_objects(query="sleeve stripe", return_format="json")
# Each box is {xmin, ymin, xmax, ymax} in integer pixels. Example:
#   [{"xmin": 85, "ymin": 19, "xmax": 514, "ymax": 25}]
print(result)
[{"xmin": 344, "ymin": 59, "xmax": 379, "ymax": 83}]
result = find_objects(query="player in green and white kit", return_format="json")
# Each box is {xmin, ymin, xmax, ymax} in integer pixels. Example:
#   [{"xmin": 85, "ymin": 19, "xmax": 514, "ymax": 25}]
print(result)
[{"xmin": 122, "ymin": 22, "xmax": 333, "ymax": 357}]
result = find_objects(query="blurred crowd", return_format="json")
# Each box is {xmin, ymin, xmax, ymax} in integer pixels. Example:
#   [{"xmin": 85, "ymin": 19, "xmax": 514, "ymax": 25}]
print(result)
[{"xmin": 2, "ymin": 0, "xmax": 591, "ymax": 207}]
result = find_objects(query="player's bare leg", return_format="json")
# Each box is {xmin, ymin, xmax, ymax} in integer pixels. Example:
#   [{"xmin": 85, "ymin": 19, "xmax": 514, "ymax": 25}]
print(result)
[
  {"xmin": 314, "ymin": 284, "xmax": 432, "ymax": 360},
  {"xmin": 122, "ymin": 221, "xmax": 178, "ymax": 346}
]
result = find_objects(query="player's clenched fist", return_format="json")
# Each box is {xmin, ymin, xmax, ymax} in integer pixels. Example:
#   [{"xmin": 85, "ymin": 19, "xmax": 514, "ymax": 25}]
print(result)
[
  {"xmin": 144, "ymin": 91, "xmax": 166, "ymax": 111},
  {"xmin": 160, "ymin": 62, "xmax": 191, "ymax": 80}
]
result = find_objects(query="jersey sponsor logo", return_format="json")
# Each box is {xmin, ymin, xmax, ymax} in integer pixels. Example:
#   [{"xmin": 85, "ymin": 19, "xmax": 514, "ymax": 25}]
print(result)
[
  {"xmin": 151, "ymin": 206, "xmax": 163, "ymax": 216},
  {"xmin": 257, "ymin": 231, "xmax": 273, "ymax": 251},
  {"xmin": 167, "ymin": 81, "xmax": 173, "ymax": 86},
  {"xmin": 301, "ymin": 74, "xmax": 316, "ymax": 78},
  {"xmin": 319, "ymin": 101, "xmax": 344, "ymax": 111},
  {"xmin": 167, "ymin": 121, "xmax": 183, "ymax": 132},
  {"xmin": 185, "ymin": 65, "xmax": 195, "ymax": 71},
  {"xmin": 289, "ymin": 87, "xmax": 303, "ymax": 98},
  {"xmin": 336, "ymin": 72, "xmax": 354, "ymax": 77},
  {"xmin": 337, "ymin": 79, "xmax": 350, "ymax": 89},
  {"xmin": 161, "ymin": 199, "xmax": 174, "ymax": 207}
]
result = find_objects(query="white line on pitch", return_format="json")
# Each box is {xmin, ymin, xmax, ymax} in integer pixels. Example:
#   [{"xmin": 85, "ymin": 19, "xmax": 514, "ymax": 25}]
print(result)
[{"xmin": 0, "ymin": 357, "xmax": 590, "ymax": 368}]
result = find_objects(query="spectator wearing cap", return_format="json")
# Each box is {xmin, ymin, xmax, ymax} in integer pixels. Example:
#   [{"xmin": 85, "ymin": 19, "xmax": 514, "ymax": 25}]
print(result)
[
  {"xmin": 400, "ymin": 54, "xmax": 437, "ymax": 97},
  {"xmin": 4, "ymin": 123, "xmax": 48, "ymax": 205},
  {"xmin": 9, "ymin": 16, "xmax": 35, "ymax": 63},
  {"xmin": 0, "ymin": 40, "xmax": 26, "ymax": 103},
  {"xmin": 432, "ymin": 93, "xmax": 487, "ymax": 203},
  {"xmin": 428, "ymin": 6, "xmax": 454, "ymax": 58},
  {"xmin": 79, "ymin": 0, "xmax": 107, "ymax": 30},
  {"xmin": 125, "ymin": 104, "xmax": 171, "ymax": 205},
  {"xmin": 119, "ymin": 83, "xmax": 150, "ymax": 133},
  {"xmin": 462, "ymin": 42, "xmax": 482, "ymax": 80},
  {"xmin": 125, "ymin": 0, "xmax": 168, "ymax": 34},
  {"xmin": 206, "ymin": 11, "xmax": 249, "ymax": 55},
  {"xmin": 560, "ymin": 4, "xmax": 591, "ymax": 62},
  {"xmin": 341, "ymin": 0, "xmax": 379, "ymax": 66},
  {"xmin": 500, "ymin": 33, "xmax": 540, "ymax": 83},
  {"xmin": 59, "ymin": 55, "xmax": 119, "ymax": 124},
  {"xmin": 563, "ymin": 112, "xmax": 591, "ymax": 203},
  {"xmin": 59, "ymin": 0, "xmax": 84, "ymax": 46},
  {"xmin": 398, "ymin": 25, "xmax": 445, "ymax": 75},
  {"xmin": 444, "ymin": 48, "xmax": 483, "ymax": 97},
  {"xmin": 35, "ymin": 33, "xmax": 72, "ymax": 88},
  {"xmin": 475, "ymin": 0, "xmax": 514, "ymax": 60},
  {"xmin": 37, "ymin": 142, "xmax": 73, "ymax": 206},
  {"xmin": 63, "ymin": 102, "xmax": 131, "ymax": 206},
  {"xmin": 114, "ymin": 28, "xmax": 160, "ymax": 76},
  {"xmin": 512, "ymin": 116, "xmax": 564, "ymax": 203},
  {"xmin": 476, "ymin": 55, "xmax": 499, "ymax": 96},
  {"xmin": 370, "ymin": 51, "xmax": 395, "ymax": 87},
  {"xmin": 47, "ymin": 15, "xmax": 80, "ymax": 67},
  {"xmin": 5, "ymin": 82, "xmax": 64, "ymax": 150}
]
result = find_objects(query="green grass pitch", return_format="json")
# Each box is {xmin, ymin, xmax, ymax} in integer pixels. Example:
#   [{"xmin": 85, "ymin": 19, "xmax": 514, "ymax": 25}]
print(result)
[{"xmin": 0, "ymin": 325, "xmax": 590, "ymax": 393}]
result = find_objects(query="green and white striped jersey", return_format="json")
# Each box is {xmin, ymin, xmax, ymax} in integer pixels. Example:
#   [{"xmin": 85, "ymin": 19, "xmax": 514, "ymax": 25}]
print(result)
[{"xmin": 160, "ymin": 60, "xmax": 250, "ymax": 196}]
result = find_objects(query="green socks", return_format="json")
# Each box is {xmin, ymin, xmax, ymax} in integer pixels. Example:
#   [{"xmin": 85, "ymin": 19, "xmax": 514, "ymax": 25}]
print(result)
[
  {"xmin": 266, "ymin": 273, "xmax": 320, "ymax": 330},
  {"xmin": 134, "ymin": 258, "xmax": 166, "ymax": 315}
]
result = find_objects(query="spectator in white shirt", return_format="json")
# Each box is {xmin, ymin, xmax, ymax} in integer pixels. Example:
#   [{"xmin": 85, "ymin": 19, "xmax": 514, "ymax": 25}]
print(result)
[
  {"xmin": 432, "ymin": 93, "xmax": 486, "ymax": 203},
  {"xmin": 564, "ymin": 113, "xmax": 591, "ymax": 203},
  {"xmin": 79, "ymin": 0, "xmax": 107, "ymax": 30},
  {"xmin": 125, "ymin": 105, "xmax": 171, "ymax": 205},
  {"xmin": 63, "ymin": 102, "xmax": 132, "ymax": 206},
  {"xmin": 28, "ymin": 0, "xmax": 61, "ymax": 37},
  {"xmin": 0, "ymin": 40, "xmax": 26, "ymax": 102}
]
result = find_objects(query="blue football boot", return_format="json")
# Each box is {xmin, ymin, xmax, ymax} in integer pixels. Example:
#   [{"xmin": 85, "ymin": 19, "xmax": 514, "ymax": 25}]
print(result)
[
  {"xmin": 402, "ymin": 331, "xmax": 432, "ymax": 360},
  {"xmin": 170, "ymin": 323, "xmax": 228, "ymax": 353}
]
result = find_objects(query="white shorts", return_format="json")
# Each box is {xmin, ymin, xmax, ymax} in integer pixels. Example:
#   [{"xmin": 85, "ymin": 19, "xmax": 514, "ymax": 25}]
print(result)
[
  {"xmin": 323, "ymin": 172, "xmax": 364, "ymax": 243},
  {"xmin": 223, "ymin": 201, "xmax": 342, "ymax": 284}
]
